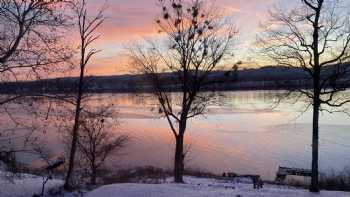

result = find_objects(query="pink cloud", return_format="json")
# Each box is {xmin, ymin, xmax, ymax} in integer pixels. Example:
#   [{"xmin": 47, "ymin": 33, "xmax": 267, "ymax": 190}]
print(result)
[{"xmin": 77, "ymin": 0, "xmax": 283, "ymax": 75}]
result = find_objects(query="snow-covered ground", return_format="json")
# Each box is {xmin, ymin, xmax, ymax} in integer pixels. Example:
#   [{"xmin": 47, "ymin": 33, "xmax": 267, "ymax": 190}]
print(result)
[
  {"xmin": 0, "ymin": 171, "xmax": 63, "ymax": 197},
  {"xmin": 0, "ymin": 172, "xmax": 349, "ymax": 197},
  {"xmin": 85, "ymin": 177, "xmax": 349, "ymax": 197}
]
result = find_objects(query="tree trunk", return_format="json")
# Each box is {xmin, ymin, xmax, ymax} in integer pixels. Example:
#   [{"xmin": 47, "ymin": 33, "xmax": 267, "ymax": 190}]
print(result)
[
  {"xmin": 91, "ymin": 155, "xmax": 97, "ymax": 185},
  {"xmin": 91, "ymin": 167, "xmax": 97, "ymax": 185},
  {"xmin": 310, "ymin": 4, "xmax": 321, "ymax": 188},
  {"xmin": 64, "ymin": 64, "xmax": 85, "ymax": 190},
  {"xmin": 174, "ymin": 134, "xmax": 184, "ymax": 183},
  {"xmin": 310, "ymin": 98, "xmax": 320, "ymax": 192},
  {"xmin": 64, "ymin": 97, "xmax": 82, "ymax": 190},
  {"xmin": 310, "ymin": 70, "xmax": 320, "ymax": 192}
]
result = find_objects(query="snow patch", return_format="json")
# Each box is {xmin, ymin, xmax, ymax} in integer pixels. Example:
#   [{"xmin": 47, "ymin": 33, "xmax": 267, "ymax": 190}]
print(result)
[
  {"xmin": 84, "ymin": 176, "xmax": 349, "ymax": 197},
  {"xmin": 0, "ymin": 171, "xmax": 63, "ymax": 197}
]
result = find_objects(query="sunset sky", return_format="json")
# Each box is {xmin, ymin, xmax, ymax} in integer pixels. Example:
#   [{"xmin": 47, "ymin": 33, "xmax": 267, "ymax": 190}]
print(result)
[{"xmin": 84, "ymin": 0, "xmax": 291, "ymax": 76}]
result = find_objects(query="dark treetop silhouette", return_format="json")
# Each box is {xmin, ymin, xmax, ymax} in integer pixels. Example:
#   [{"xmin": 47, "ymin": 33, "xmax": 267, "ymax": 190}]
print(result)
[
  {"xmin": 259, "ymin": 0, "xmax": 350, "ymax": 192},
  {"xmin": 129, "ymin": 0, "xmax": 238, "ymax": 183}
]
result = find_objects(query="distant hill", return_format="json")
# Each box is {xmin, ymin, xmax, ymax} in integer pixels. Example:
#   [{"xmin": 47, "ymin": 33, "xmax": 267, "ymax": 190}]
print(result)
[{"xmin": 0, "ymin": 65, "xmax": 349, "ymax": 94}]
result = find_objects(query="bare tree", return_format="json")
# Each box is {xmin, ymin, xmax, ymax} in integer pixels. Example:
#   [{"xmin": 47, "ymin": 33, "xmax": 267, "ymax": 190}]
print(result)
[
  {"xmin": 0, "ymin": 0, "xmax": 74, "ymax": 167},
  {"xmin": 259, "ymin": 0, "xmax": 350, "ymax": 192},
  {"xmin": 129, "ymin": 0, "xmax": 237, "ymax": 183},
  {"xmin": 0, "ymin": 0, "xmax": 71, "ymax": 81},
  {"xmin": 77, "ymin": 108, "xmax": 129, "ymax": 185},
  {"xmin": 64, "ymin": 0, "xmax": 105, "ymax": 190},
  {"xmin": 0, "ymin": 0, "xmax": 72, "ymax": 155}
]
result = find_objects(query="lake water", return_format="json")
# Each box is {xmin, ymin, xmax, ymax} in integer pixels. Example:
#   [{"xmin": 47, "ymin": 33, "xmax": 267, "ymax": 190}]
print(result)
[{"xmin": 5, "ymin": 91, "xmax": 350, "ymax": 180}]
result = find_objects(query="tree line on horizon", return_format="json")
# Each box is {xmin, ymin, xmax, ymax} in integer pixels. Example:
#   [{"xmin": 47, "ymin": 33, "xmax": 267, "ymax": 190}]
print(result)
[{"xmin": 1, "ymin": 64, "xmax": 350, "ymax": 94}]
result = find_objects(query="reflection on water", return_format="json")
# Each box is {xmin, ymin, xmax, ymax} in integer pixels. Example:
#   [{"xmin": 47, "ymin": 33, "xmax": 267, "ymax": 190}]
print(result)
[
  {"xmin": 84, "ymin": 91, "xmax": 350, "ymax": 180},
  {"xmin": 5, "ymin": 91, "xmax": 350, "ymax": 180}
]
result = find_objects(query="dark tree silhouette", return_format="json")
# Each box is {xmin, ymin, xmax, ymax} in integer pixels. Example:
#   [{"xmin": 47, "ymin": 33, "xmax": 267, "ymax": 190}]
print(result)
[
  {"xmin": 0, "ymin": 0, "xmax": 71, "ymax": 79},
  {"xmin": 64, "ymin": 0, "xmax": 105, "ymax": 190},
  {"xmin": 259, "ymin": 0, "xmax": 350, "ymax": 192},
  {"xmin": 129, "ymin": 0, "xmax": 237, "ymax": 183},
  {"xmin": 77, "ymin": 108, "xmax": 129, "ymax": 185},
  {"xmin": 0, "ymin": 0, "xmax": 71, "ymax": 171}
]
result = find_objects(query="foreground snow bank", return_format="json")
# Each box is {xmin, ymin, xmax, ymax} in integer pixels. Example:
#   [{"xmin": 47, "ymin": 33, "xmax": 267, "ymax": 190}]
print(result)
[
  {"xmin": 0, "ymin": 171, "xmax": 63, "ymax": 197},
  {"xmin": 0, "ymin": 172, "xmax": 348, "ymax": 197},
  {"xmin": 85, "ymin": 176, "xmax": 349, "ymax": 197}
]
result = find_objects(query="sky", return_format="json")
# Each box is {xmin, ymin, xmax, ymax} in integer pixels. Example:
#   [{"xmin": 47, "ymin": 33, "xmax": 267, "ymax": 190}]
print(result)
[{"xmin": 83, "ymin": 0, "xmax": 289, "ymax": 76}]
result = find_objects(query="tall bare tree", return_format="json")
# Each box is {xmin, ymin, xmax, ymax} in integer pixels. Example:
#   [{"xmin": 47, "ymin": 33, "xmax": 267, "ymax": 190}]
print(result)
[
  {"xmin": 64, "ymin": 0, "xmax": 105, "ymax": 190},
  {"xmin": 129, "ymin": 0, "xmax": 237, "ymax": 183},
  {"xmin": 259, "ymin": 0, "xmax": 350, "ymax": 192}
]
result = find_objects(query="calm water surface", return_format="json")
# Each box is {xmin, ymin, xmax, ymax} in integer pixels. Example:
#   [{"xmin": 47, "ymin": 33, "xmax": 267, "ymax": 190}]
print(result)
[
  {"xmin": 12, "ymin": 91, "xmax": 350, "ymax": 180},
  {"xmin": 85, "ymin": 91, "xmax": 350, "ymax": 180}
]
